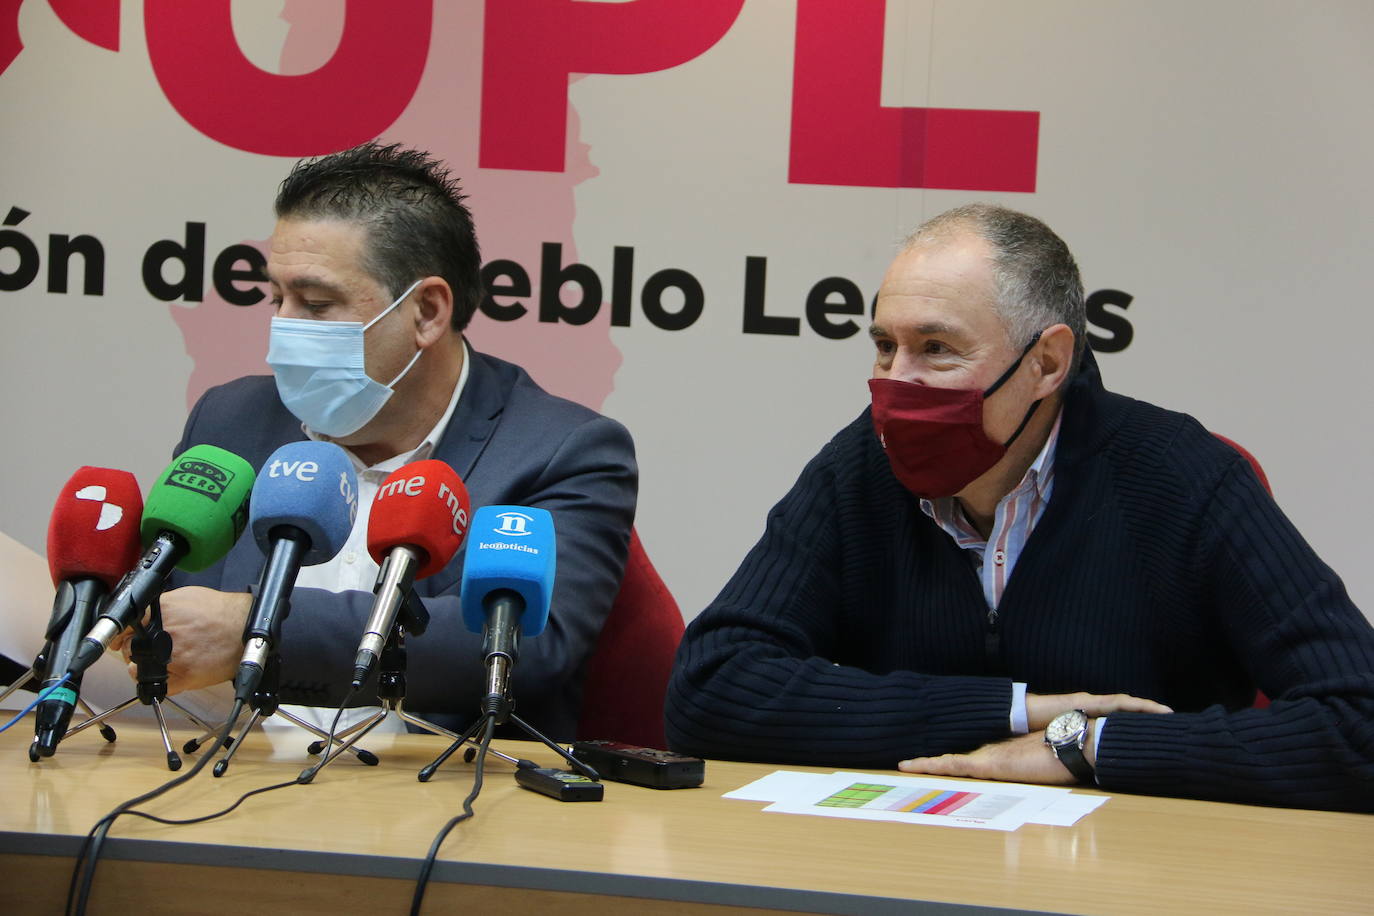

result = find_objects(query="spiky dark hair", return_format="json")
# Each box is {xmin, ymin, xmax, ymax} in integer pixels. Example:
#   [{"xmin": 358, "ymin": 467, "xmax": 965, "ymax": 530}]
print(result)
[{"xmin": 275, "ymin": 142, "xmax": 483, "ymax": 331}]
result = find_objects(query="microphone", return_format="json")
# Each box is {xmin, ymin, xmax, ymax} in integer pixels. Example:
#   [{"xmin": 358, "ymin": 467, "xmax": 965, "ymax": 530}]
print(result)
[
  {"xmin": 234, "ymin": 442, "xmax": 358, "ymax": 703},
  {"xmin": 32, "ymin": 468, "xmax": 144, "ymax": 755},
  {"xmin": 351, "ymin": 460, "xmax": 470, "ymax": 689},
  {"xmin": 70, "ymin": 445, "xmax": 256, "ymax": 673},
  {"xmin": 460, "ymin": 505, "xmax": 556, "ymax": 714}
]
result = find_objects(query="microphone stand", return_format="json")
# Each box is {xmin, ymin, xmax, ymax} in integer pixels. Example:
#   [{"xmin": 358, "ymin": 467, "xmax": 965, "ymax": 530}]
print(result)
[
  {"xmin": 415, "ymin": 603, "xmax": 597, "ymax": 783},
  {"xmin": 61, "ymin": 597, "xmax": 224, "ymax": 771},
  {"xmin": 299, "ymin": 589, "xmax": 522, "ymax": 782},
  {"xmin": 210, "ymin": 635, "xmax": 380, "ymax": 778},
  {"xmin": 2, "ymin": 579, "xmax": 119, "ymax": 760},
  {"xmin": 0, "ymin": 650, "xmax": 116, "ymax": 761}
]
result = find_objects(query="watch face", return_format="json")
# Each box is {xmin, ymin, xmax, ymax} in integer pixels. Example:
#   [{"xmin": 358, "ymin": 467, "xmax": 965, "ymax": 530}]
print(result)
[{"xmin": 1046, "ymin": 710, "xmax": 1087, "ymax": 744}]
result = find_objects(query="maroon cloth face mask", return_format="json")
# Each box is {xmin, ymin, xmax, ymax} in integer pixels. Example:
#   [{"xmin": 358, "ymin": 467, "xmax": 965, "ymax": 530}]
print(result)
[{"xmin": 869, "ymin": 334, "xmax": 1042, "ymax": 498}]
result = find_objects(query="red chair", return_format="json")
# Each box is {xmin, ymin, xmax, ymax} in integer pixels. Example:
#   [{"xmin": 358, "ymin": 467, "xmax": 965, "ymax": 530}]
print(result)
[
  {"xmin": 1213, "ymin": 433, "xmax": 1273, "ymax": 709},
  {"xmin": 576, "ymin": 528, "xmax": 684, "ymax": 747},
  {"xmin": 1212, "ymin": 433, "xmax": 1271, "ymax": 495}
]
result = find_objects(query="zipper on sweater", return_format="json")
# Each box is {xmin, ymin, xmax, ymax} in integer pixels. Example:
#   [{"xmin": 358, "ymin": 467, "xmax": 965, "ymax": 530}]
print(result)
[{"xmin": 984, "ymin": 607, "xmax": 1000, "ymax": 666}]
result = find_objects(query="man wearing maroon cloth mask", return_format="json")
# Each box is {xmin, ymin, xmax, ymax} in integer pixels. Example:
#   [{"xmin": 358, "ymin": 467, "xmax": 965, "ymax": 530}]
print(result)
[{"xmin": 666, "ymin": 204, "xmax": 1374, "ymax": 811}]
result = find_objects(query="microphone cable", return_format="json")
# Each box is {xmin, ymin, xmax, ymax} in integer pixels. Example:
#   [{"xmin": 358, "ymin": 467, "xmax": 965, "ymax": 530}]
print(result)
[
  {"xmin": 410, "ymin": 713, "xmax": 496, "ymax": 916},
  {"xmin": 296, "ymin": 682, "xmax": 364, "ymax": 783},
  {"xmin": 0, "ymin": 673, "xmax": 71, "ymax": 735},
  {"xmin": 320, "ymin": 687, "xmax": 357, "ymax": 765},
  {"xmin": 66, "ymin": 675, "xmax": 376, "ymax": 913},
  {"xmin": 65, "ymin": 697, "xmax": 247, "ymax": 915}
]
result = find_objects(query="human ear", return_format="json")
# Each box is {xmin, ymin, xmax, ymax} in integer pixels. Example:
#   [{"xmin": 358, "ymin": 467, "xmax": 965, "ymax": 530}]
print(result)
[
  {"xmin": 413, "ymin": 277, "xmax": 454, "ymax": 347},
  {"xmin": 1033, "ymin": 324, "xmax": 1075, "ymax": 397}
]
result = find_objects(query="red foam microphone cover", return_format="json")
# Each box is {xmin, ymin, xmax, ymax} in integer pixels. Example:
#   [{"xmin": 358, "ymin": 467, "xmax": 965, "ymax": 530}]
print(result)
[
  {"xmin": 46, "ymin": 467, "xmax": 145, "ymax": 588},
  {"xmin": 366, "ymin": 459, "xmax": 470, "ymax": 579}
]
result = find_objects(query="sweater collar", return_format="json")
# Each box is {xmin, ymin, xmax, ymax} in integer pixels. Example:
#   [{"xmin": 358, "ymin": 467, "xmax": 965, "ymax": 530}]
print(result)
[{"xmin": 1045, "ymin": 346, "xmax": 1131, "ymax": 499}]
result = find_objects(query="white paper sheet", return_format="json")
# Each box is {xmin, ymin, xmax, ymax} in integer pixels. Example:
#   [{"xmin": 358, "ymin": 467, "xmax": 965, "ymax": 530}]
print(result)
[
  {"xmin": 726, "ymin": 769, "xmax": 1107, "ymax": 830},
  {"xmin": 1, "ymin": 531, "xmax": 238, "ymax": 725}
]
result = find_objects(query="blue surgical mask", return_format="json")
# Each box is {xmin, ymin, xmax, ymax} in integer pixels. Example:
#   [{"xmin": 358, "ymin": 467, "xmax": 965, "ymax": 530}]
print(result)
[{"xmin": 267, "ymin": 279, "xmax": 424, "ymax": 438}]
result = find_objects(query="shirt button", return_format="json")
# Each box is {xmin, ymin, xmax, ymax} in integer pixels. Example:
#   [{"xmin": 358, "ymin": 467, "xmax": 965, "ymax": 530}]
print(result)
[
  {"xmin": 344, "ymin": 550, "xmax": 357, "ymax": 565},
  {"xmin": 993, "ymin": 549, "xmax": 1006, "ymax": 566}
]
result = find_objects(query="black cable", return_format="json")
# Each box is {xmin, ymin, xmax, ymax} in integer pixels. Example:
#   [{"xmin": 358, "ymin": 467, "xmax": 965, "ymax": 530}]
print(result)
[
  {"xmin": 297, "ymin": 684, "xmax": 362, "ymax": 782},
  {"xmin": 65, "ymin": 697, "xmax": 246, "ymax": 916},
  {"xmin": 70, "ymin": 683, "xmax": 367, "ymax": 914},
  {"xmin": 114, "ymin": 778, "xmax": 301, "ymax": 827},
  {"xmin": 111, "ymin": 686, "xmax": 367, "ymax": 834},
  {"xmin": 410, "ymin": 714, "xmax": 495, "ymax": 916},
  {"xmin": 321, "ymin": 685, "xmax": 358, "ymax": 760}
]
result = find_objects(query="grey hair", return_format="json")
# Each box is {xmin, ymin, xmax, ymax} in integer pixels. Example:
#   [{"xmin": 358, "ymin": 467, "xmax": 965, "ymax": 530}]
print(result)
[{"xmin": 904, "ymin": 204, "xmax": 1085, "ymax": 367}]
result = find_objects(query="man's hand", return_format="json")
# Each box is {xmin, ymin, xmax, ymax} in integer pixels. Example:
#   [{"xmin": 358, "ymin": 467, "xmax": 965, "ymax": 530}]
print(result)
[
  {"xmin": 898, "ymin": 728, "xmax": 1096, "ymax": 786},
  {"xmin": 1026, "ymin": 691, "xmax": 1171, "ymax": 731},
  {"xmin": 111, "ymin": 586, "xmax": 252, "ymax": 694}
]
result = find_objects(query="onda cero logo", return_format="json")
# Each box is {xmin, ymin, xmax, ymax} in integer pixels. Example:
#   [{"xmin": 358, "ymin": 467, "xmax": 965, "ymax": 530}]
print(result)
[
  {"xmin": 166, "ymin": 457, "xmax": 235, "ymax": 501},
  {"xmin": 493, "ymin": 511, "xmax": 534, "ymax": 536}
]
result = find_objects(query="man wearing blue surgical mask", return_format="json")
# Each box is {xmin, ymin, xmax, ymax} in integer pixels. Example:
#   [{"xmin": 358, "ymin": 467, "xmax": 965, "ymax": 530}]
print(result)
[
  {"xmin": 264, "ymin": 222, "xmax": 442, "ymax": 455},
  {"xmin": 266, "ymin": 271, "xmax": 426, "ymax": 443},
  {"xmin": 110, "ymin": 143, "xmax": 638, "ymax": 742}
]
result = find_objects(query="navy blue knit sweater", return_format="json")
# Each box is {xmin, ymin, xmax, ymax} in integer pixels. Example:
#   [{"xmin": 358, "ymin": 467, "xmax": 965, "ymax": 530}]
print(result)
[{"xmin": 666, "ymin": 356, "xmax": 1374, "ymax": 812}]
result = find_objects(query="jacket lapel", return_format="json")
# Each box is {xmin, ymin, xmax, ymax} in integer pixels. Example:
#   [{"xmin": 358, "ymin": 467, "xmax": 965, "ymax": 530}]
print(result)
[
  {"xmin": 420, "ymin": 344, "xmax": 511, "ymax": 597},
  {"xmin": 433, "ymin": 342, "xmax": 506, "ymax": 481}
]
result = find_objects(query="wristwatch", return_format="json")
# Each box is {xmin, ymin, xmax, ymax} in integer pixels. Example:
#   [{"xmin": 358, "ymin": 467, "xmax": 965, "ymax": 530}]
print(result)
[{"xmin": 1044, "ymin": 709, "xmax": 1094, "ymax": 783}]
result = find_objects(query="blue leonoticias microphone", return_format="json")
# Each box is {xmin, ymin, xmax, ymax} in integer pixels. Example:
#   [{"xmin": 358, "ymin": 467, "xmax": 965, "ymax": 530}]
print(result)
[{"xmin": 460, "ymin": 505, "xmax": 556, "ymax": 714}]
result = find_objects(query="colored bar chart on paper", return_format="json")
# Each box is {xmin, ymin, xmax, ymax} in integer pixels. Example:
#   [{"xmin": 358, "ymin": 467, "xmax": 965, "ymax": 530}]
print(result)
[
  {"xmin": 743, "ymin": 772, "xmax": 1091, "ymax": 831},
  {"xmin": 725, "ymin": 771, "xmax": 1109, "ymax": 830},
  {"xmin": 816, "ymin": 783, "xmax": 1021, "ymax": 821}
]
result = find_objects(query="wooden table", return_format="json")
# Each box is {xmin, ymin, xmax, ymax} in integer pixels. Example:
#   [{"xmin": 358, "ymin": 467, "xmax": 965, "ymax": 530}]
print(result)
[{"xmin": 1, "ymin": 717, "xmax": 1370, "ymax": 914}]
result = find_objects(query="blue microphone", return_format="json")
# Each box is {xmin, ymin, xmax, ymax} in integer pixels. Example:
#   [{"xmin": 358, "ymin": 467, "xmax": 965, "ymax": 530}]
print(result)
[
  {"xmin": 235, "ymin": 442, "xmax": 358, "ymax": 702},
  {"xmin": 460, "ymin": 506, "xmax": 556, "ymax": 714}
]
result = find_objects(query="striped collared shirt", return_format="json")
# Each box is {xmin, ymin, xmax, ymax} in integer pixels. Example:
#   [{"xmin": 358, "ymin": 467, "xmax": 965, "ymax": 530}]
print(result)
[
  {"xmin": 920, "ymin": 413, "xmax": 1063, "ymax": 736},
  {"xmin": 918, "ymin": 411, "xmax": 1063, "ymax": 611}
]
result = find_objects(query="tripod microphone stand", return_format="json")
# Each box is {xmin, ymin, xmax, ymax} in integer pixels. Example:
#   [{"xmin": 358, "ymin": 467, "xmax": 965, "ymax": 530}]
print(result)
[
  {"xmin": 60, "ymin": 597, "xmax": 225, "ymax": 771},
  {"xmin": 299, "ymin": 589, "xmax": 521, "ymax": 782},
  {"xmin": 210, "ymin": 644, "xmax": 380, "ymax": 777},
  {"xmin": 415, "ymin": 615, "xmax": 597, "ymax": 783},
  {"xmin": 0, "ymin": 652, "xmax": 116, "ymax": 760},
  {"xmin": 3, "ymin": 578, "xmax": 120, "ymax": 761}
]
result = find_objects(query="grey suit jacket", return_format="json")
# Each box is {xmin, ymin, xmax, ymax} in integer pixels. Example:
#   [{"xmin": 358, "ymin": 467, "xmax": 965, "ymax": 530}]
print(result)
[{"xmin": 170, "ymin": 347, "xmax": 638, "ymax": 740}]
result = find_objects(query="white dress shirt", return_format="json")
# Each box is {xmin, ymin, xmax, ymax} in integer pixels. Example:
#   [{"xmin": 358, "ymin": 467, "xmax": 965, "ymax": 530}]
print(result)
[{"xmin": 267, "ymin": 351, "xmax": 471, "ymax": 736}]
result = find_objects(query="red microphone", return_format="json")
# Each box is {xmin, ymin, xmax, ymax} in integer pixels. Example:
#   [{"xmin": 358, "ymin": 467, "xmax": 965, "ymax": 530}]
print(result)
[
  {"xmin": 34, "ymin": 468, "xmax": 144, "ymax": 756},
  {"xmin": 46, "ymin": 468, "xmax": 144, "ymax": 589},
  {"xmin": 352, "ymin": 460, "xmax": 470, "ymax": 687}
]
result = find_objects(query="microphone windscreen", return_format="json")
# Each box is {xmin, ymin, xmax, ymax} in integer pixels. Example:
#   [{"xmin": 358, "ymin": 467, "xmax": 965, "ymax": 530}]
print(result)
[
  {"xmin": 141, "ymin": 445, "xmax": 256, "ymax": 572},
  {"xmin": 461, "ymin": 505, "xmax": 555, "ymax": 637},
  {"xmin": 249, "ymin": 442, "xmax": 358, "ymax": 565},
  {"xmin": 366, "ymin": 459, "xmax": 469, "ymax": 579},
  {"xmin": 46, "ymin": 467, "xmax": 144, "ymax": 588}
]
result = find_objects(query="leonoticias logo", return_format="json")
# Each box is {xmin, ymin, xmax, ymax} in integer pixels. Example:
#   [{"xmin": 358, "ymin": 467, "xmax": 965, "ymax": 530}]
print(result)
[
  {"xmin": 493, "ymin": 512, "xmax": 534, "ymax": 537},
  {"xmin": 480, "ymin": 511, "xmax": 541, "ymax": 554}
]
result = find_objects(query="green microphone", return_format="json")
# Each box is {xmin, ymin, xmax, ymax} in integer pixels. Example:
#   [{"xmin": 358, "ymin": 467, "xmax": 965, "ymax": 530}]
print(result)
[
  {"xmin": 71, "ymin": 445, "xmax": 255, "ymax": 672},
  {"xmin": 140, "ymin": 445, "xmax": 255, "ymax": 571}
]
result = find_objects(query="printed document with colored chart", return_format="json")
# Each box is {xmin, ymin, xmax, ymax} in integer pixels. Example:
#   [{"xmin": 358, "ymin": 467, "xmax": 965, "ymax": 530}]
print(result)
[{"xmin": 739, "ymin": 771, "xmax": 1095, "ymax": 831}]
